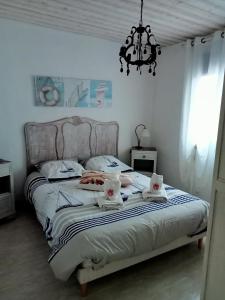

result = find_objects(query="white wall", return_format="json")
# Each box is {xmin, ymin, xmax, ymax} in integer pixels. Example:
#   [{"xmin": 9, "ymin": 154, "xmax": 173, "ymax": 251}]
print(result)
[
  {"xmin": 0, "ymin": 19, "xmax": 155, "ymax": 199},
  {"xmin": 151, "ymin": 43, "xmax": 186, "ymax": 189}
]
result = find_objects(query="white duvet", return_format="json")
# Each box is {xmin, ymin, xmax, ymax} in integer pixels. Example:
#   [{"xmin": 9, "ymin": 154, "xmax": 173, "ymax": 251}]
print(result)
[
  {"xmin": 32, "ymin": 172, "xmax": 148, "ymax": 227},
  {"xmin": 30, "ymin": 172, "xmax": 209, "ymax": 281}
]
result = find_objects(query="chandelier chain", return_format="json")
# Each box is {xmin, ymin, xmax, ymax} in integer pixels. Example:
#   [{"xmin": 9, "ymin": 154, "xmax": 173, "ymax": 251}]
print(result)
[{"xmin": 140, "ymin": 0, "xmax": 143, "ymax": 25}]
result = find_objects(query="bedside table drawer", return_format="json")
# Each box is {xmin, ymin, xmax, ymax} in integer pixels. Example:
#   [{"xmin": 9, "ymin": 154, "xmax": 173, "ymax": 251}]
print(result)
[
  {"xmin": 0, "ymin": 163, "xmax": 10, "ymax": 177},
  {"xmin": 0, "ymin": 192, "xmax": 14, "ymax": 218},
  {"xmin": 132, "ymin": 151, "xmax": 157, "ymax": 160}
]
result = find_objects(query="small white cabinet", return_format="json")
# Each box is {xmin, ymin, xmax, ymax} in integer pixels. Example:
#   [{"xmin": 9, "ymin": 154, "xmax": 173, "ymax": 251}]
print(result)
[
  {"xmin": 131, "ymin": 147, "xmax": 157, "ymax": 177},
  {"xmin": 0, "ymin": 160, "xmax": 15, "ymax": 220}
]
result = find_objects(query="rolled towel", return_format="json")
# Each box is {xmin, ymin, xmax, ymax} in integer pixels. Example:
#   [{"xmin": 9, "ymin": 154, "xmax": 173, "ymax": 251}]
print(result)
[
  {"xmin": 78, "ymin": 171, "xmax": 133, "ymax": 189},
  {"xmin": 77, "ymin": 171, "xmax": 120, "ymax": 191}
]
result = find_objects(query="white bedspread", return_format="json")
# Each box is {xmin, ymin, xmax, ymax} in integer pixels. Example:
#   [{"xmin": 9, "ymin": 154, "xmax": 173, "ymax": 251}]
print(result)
[
  {"xmin": 26, "ymin": 172, "xmax": 209, "ymax": 281},
  {"xmin": 29, "ymin": 172, "xmax": 148, "ymax": 227}
]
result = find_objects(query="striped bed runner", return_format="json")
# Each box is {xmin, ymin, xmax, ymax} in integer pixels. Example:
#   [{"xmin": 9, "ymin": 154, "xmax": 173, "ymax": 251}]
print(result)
[{"xmin": 48, "ymin": 190, "xmax": 201, "ymax": 262}]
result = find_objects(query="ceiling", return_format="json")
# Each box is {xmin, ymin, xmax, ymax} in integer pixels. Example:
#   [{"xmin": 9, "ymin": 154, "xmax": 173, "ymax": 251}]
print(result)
[{"xmin": 0, "ymin": 0, "xmax": 225, "ymax": 46}]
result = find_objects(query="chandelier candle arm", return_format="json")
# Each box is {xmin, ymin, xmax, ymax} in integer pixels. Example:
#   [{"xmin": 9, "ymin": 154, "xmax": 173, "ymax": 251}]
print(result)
[{"xmin": 119, "ymin": 0, "xmax": 161, "ymax": 76}]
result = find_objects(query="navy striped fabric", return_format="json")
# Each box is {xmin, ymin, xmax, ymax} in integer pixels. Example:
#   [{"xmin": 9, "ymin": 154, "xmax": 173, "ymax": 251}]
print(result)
[
  {"xmin": 48, "ymin": 191, "xmax": 201, "ymax": 262},
  {"xmin": 25, "ymin": 173, "xmax": 48, "ymax": 204}
]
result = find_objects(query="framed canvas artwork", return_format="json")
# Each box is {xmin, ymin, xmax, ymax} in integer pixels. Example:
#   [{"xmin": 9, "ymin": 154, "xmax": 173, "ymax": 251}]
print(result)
[{"xmin": 33, "ymin": 76, "xmax": 112, "ymax": 108}]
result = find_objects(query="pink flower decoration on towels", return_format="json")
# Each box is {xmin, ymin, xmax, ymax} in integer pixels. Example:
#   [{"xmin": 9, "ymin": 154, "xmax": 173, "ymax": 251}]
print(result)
[
  {"xmin": 107, "ymin": 189, "xmax": 114, "ymax": 198},
  {"xmin": 153, "ymin": 183, "xmax": 160, "ymax": 191}
]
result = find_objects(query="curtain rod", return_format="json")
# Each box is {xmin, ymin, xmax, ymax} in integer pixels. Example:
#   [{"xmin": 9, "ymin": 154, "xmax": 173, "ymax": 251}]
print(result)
[{"xmin": 177, "ymin": 30, "xmax": 225, "ymax": 47}]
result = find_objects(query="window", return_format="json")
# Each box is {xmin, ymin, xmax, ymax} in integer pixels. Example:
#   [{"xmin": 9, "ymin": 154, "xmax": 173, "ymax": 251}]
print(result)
[{"xmin": 188, "ymin": 74, "xmax": 220, "ymax": 152}]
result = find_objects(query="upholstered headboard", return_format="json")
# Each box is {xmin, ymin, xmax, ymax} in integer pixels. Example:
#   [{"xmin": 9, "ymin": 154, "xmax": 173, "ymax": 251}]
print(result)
[{"xmin": 24, "ymin": 116, "xmax": 119, "ymax": 173}]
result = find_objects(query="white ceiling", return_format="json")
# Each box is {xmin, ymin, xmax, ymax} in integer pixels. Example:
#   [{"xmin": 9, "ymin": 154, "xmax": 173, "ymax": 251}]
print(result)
[{"xmin": 0, "ymin": 0, "xmax": 225, "ymax": 46}]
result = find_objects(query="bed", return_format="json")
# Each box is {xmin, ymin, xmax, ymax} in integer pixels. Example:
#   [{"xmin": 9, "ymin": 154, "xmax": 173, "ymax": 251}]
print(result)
[{"xmin": 24, "ymin": 116, "xmax": 209, "ymax": 296}]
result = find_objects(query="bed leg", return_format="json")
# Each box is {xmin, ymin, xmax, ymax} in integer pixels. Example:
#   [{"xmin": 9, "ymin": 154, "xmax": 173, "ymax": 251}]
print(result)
[
  {"xmin": 198, "ymin": 238, "xmax": 203, "ymax": 250},
  {"xmin": 80, "ymin": 283, "xmax": 88, "ymax": 297}
]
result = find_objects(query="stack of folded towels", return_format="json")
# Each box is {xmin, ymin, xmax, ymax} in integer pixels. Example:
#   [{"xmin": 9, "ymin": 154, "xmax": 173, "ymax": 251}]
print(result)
[
  {"xmin": 142, "ymin": 173, "xmax": 168, "ymax": 203},
  {"xmin": 97, "ymin": 178, "xmax": 124, "ymax": 210}
]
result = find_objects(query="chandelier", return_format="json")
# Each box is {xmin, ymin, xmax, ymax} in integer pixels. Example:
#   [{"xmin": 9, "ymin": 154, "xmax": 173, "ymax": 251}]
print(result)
[{"xmin": 119, "ymin": 0, "xmax": 161, "ymax": 76}]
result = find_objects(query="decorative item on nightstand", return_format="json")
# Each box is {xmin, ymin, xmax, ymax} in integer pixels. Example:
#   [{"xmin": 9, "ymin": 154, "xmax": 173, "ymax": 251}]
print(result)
[
  {"xmin": 131, "ymin": 147, "xmax": 157, "ymax": 177},
  {"xmin": 135, "ymin": 124, "xmax": 150, "ymax": 149},
  {"xmin": 0, "ymin": 159, "xmax": 15, "ymax": 220}
]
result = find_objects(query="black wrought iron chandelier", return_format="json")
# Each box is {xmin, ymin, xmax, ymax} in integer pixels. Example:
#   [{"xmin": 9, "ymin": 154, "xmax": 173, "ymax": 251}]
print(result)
[{"xmin": 119, "ymin": 0, "xmax": 161, "ymax": 76}]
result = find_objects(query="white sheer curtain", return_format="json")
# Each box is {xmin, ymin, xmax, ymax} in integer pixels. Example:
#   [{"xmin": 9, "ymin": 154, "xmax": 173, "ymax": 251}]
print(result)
[{"xmin": 179, "ymin": 31, "xmax": 225, "ymax": 201}]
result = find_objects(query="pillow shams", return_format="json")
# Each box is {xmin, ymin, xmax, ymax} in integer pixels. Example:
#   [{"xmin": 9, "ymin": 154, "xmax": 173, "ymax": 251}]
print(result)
[
  {"xmin": 85, "ymin": 155, "xmax": 132, "ymax": 173},
  {"xmin": 37, "ymin": 160, "xmax": 84, "ymax": 180}
]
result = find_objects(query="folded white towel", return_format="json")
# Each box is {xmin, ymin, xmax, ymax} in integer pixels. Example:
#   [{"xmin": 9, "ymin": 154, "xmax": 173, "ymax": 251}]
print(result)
[
  {"xmin": 142, "ymin": 185, "xmax": 168, "ymax": 203},
  {"xmin": 97, "ymin": 196, "xmax": 124, "ymax": 210}
]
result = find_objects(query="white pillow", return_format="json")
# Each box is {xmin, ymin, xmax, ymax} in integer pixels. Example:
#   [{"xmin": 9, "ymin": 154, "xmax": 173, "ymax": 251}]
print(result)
[
  {"xmin": 38, "ymin": 160, "xmax": 84, "ymax": 180},
  {"xmin": 85, "ymin": 155, "xmax": 132, "ymax": 173}
]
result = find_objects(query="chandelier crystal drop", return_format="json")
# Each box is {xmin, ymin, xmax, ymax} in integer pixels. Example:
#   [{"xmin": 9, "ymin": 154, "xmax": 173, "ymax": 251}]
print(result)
[{"xmin": 119, "ymin": 0, "xmax": 161, "ymax": 76}]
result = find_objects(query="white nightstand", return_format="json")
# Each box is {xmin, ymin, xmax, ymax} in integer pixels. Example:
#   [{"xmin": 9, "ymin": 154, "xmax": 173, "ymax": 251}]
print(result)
[
  {"xmin": 131, "ymin": 147, "xmax": 157, "ymax": 177},
  {"xmin": 0, "ymin": 160, "xmax": 15, "ymax": 220}
]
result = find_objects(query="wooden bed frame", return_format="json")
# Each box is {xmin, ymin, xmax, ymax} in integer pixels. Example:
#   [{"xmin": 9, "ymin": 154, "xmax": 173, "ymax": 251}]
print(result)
[
  {"xmin": 24, "ymin": 116, "xmax": 206, "ymax": 297},
  {"xmin": 78, "ymin": 234, "xmax": 205, "ymax": 296}
]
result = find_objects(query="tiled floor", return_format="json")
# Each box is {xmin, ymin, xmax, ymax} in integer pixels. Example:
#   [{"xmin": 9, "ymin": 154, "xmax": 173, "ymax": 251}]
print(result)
[{"xmin": 0, "ymin": 210, "xmax": 204, "ymax": 300}]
